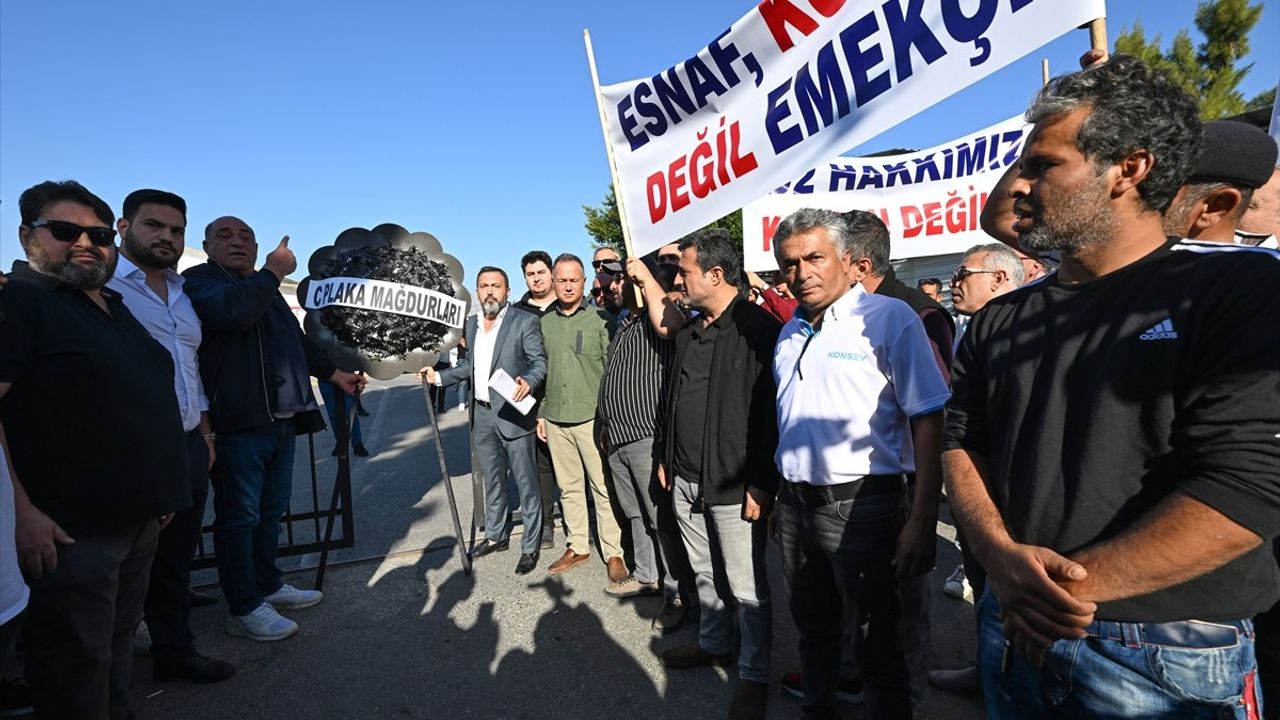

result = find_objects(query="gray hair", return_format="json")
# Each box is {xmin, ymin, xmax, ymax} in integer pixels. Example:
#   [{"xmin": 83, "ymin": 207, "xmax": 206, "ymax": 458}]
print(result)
[
  {"xmin": 962, "ymin": 243, "xmax": 1025, "ymax": 286},
  {"xmin": 772, "ymin": 208, "xmax": 851, "ymax": 262},
  {"xmin": 1026, "ymin": 55, "xmax": 1201, "ymax": 214}
]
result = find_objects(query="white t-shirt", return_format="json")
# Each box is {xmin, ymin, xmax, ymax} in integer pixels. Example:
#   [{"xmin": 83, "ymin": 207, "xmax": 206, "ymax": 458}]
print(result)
[
  {"xmin": 774, "ymin": 284, "xmax": 951, "ymax": 485},
  {"xmin": 1, "ymin": 445, "xmax": 29, "ymax": 624}
]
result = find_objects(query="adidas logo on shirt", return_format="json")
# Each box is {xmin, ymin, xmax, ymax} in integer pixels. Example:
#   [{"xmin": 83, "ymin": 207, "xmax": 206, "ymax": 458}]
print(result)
[{"xmin": 1139, "ymin": 319, "xmax": 1178, "ymax": 341}]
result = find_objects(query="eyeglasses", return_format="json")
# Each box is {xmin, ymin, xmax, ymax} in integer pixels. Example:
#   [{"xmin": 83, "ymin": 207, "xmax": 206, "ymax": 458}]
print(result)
[
  {"xmin": 28, "ymin": 219, "xmax": 116, "ymax": 247},
  {"xmin": 590, "ymin": 287, "xmax": 605, "ymax": 298},
  {"xmin": 591, "ymin": 259, "xmax": 619, "ymax": 270},
  {"xmin": 950, "ymin": 267, "xmax": 998, "ymax": 284}
]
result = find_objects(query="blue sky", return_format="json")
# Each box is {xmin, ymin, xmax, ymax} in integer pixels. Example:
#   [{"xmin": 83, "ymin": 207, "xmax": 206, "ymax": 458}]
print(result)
[{"xmin": 2, "ymin": 1, "xmax": 1276, "ymax": 286}]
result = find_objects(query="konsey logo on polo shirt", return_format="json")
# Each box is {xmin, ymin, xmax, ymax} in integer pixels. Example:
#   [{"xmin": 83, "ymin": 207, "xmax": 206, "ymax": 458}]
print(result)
[
  {"xmin": 1139, "ymin": 319, "xmax": 1179, "ymax": 341},
  {"xmin": 827, "ymin": 351, "xmax": 870, "ymax": 362}
]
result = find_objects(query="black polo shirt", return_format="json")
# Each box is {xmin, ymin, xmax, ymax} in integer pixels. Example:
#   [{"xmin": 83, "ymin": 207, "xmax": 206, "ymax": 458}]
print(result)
[
  {"xmin": 0, "ymin": 262, "xmax": 190, "ymax": 537},
  {"xmin": 672, "ymin": 319, "xmax": 719, "ymax": 482}
]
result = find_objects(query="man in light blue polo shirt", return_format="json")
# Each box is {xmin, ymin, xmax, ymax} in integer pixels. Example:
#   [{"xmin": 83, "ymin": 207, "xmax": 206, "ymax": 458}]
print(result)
[{"xmin": 772, "ymin": 208, "xmax": 949, "ymax": 720}]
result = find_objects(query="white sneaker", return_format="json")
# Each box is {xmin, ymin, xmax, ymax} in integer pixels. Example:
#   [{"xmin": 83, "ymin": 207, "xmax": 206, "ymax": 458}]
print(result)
[
  {"xmin": 942, "ymin": 564, "xmax": 972, "ymax": 602},
  {"xmin": 262, "ymin": 583, "xmax": 324, "ymax": 610},
  {"xmin": 456, "ymin": 403, "xmax": 466, "ymax": 412},
  {"xmin": 133, "ymin": 621, "xmax": 151, "ymax": 655},
  {"xmin": 226, "ymin": 603, "xmax": 299, "ymax": 642}
]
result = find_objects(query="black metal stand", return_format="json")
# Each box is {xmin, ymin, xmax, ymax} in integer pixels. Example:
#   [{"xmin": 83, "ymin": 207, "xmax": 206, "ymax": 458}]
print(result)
[
  {"xmin": 314, "ymin": 389, "xmax": 353, "ymax": 591},
  {"xmin": 421, "ymin": 378, "xmax": 473, "ymax": 576}
]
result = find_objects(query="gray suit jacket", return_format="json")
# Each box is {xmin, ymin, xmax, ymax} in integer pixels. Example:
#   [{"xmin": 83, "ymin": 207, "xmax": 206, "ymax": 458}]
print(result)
[{"xmin": 439, "ymin": 305, "xmax": 547, "ymax": 438}]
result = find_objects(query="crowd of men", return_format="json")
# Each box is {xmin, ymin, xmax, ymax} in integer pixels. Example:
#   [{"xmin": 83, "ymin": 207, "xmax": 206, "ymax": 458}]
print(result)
[{"xmin": 1, "ymin": 53, "xmax": 1279, "ymax": 720}]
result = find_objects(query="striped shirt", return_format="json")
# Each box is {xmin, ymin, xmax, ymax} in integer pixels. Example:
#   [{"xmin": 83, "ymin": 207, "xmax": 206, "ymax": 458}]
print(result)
[{"xmin": 598, "ymin": 313, "xmax": 674, "ymax": 446}]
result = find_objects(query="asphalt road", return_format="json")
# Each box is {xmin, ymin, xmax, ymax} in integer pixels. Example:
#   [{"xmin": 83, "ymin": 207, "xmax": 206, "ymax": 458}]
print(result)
[{"xmin": 138, "ymin": 374, "xmax": 986, "ymax": 720}]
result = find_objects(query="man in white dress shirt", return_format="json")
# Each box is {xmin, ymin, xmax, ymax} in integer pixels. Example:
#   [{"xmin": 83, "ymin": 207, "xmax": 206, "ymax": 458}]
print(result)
[{"xmin": 108, "ymin": 189, "xmax": 234, "ymax": 683}]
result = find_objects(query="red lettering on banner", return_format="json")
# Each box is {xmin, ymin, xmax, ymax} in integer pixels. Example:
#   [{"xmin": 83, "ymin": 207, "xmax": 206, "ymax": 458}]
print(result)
[
  {"xmin": 646, "ymin": 118, "xmax": 759, "ymax": 224},
  {"xmin": 762, "ymin": 216, "xmax": 781, "ymax": 252},
  {"xmin": 900, "ymin": 205, "xmax": 924, "ymax": 238},
  {"xmin": 810, "ymin": 0, "xmax": 847, "ymax": 17},
  {"xmin": 757, "ymin": 0, "xmax": 819, "ymax": 52}
]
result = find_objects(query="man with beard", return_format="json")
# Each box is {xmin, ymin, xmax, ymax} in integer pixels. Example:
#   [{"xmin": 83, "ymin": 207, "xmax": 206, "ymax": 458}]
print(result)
[
  {"xmin": 183, "ymin": 217, "xmax": 363, "ymax": 642},
  {"xmin": 423, "ymin": 267, "xmax": 546, "ymax": 574},
  {"xmin": 513, "ymin": 250, "xmax": 560, "ymax": 550},
  {"xmin": 107, "ymin": 189, "xmax": 235, "ymax": 683},
  {"xmin": 945, "ymin": 56, "xmax": 1279, "ymax": 717},
  {"xmin": 0, "ymin": 180, "xmax": 190, "ymax": 719},
  {"xmin": 659, "ymin": 229, "xmax": 780, "ymax": 720}
]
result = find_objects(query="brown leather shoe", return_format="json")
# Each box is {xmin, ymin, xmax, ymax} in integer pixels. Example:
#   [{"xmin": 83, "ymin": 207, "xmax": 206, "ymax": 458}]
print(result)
[
  {"xmin": 727, "ymin": 680, "xmax": 768, "ymax": 720},
  {"xmin": 546, "ymin": 549, "xmax": 590, "ymax": 574},
  {"xmin": 606, "ymin": 556, "xmax": 628, "ymax": 584},
  {"xmin": 661, "ymin": 641, "xmax": 736, "ymax": 670}
]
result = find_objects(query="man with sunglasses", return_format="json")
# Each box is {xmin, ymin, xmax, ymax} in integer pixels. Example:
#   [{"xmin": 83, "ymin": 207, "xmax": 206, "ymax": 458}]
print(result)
[
  {"xmin": 0, "ymin": 180, "xmax": 191, "ymax": 720},
  {"xmin": 107, "ymin": 189, "xmax": 236, "ymax": 684},
  {"xmin": 948, "ymin": 244, "xmax": 1025, "ymax": 319},
  {"xmin": 183, "ymin": 216, "xmax": 364, "ymax": 642}
]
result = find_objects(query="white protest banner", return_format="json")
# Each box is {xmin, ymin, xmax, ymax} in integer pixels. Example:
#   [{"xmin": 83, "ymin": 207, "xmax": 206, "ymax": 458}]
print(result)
[
  {"xmin": 743, "ymin": 114, "xmax": 1030, "ymax": 269},
  {"xmin": 304, "ymin": 277, "xmax": 467, "ymax": 329},
  {"xmin": 598, "ymin": 0, "xmax": 1105, "ymax": 256}
]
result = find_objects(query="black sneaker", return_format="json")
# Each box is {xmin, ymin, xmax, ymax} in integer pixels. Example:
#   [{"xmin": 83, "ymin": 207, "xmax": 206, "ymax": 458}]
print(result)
[
  {"xmin": 651, "ymin": 594, "xmax": 688, "ymax": 634},
  {"xmin": 0, "ymin": 680, "xmax": 33, "ymax": 718},
  {"xmin": 352, "ymin": 442, "xmax": 370, "ymax": 457},
  {"xmin": 780, "ymin": 672, "xmax": 864, "ymax": 704}
]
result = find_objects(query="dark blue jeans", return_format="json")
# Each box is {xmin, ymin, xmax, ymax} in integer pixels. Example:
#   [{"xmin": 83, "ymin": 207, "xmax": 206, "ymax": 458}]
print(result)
[
  {"xmin": 979, "ymin": 590, "xmax": 1265, "ymax": 719},
  {"xmin": 318, "ymin": 381, "xmax": 362, "ymax": 445},
  {"xmin": 210, "ymin": 420, "xmax": 295, "ymax": 616}
]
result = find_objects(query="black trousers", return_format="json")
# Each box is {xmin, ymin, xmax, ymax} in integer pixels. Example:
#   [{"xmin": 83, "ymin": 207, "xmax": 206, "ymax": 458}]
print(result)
[
  {"xmin": 144, "ymin": 430, "xmax": 210, "ymax": 659},
  {"xmin": 536, "ymin": 438, "xmax": 557, "ymax": 531},
  {"xmin": 24, "ymin": 520, "xmax": 159, "ymax": 720}
]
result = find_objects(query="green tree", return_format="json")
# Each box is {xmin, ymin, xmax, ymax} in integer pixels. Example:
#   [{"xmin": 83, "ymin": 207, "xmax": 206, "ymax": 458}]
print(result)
[
  {"xmin": 582, "ymin": 184, "xmax": 744, "ymax": 258},
  {"xmin": 1113, "ymin": 0, "xmax": 1270, "ymax": 119}
]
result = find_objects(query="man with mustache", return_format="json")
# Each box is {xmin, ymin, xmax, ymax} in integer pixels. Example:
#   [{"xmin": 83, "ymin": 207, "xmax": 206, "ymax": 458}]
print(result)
[
  {"xmin": 423, "ymin": 267, "xmax": 547, "ymax": 574},
  {"xmin": 183, "ymin": 216, "xmax": 364, "ymax": 642},
  {"xmin": 107, "ymin": 189, "xmax": 235, "ymax": 683},
  {"xmin": 944, "ymin": 56, "xmax": 1279, "ymax": 717},
  {"xmin": 0, "ymin": 180, "xmax": 191, "ymax": 719}
]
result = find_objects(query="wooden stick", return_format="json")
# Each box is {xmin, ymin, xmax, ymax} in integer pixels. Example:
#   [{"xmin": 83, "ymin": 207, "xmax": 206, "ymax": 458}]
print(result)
[
  {"xmin": 1089, "ymin": 17, "xmax": 1108, "ymax": 53},
  {"xmin": 584, "ymin": 30, "xmax": 641, "ymax": 260},
  {"xmin": 1041, "ymin": 58, "xmax": 1050, "ymax": 87}
]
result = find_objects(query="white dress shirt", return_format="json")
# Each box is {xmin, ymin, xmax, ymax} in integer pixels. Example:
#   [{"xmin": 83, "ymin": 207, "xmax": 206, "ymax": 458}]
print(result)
[
  {"xmin": 470, "ymin": 304, "xmax": 508, "ymax": 403},
  {"xmin": 773, "ymin": 283, "xmax": 950, "ymax": 484},
  {"xmin": 107, "ymin": 254, "xmax": 208, "ymax": 431}
]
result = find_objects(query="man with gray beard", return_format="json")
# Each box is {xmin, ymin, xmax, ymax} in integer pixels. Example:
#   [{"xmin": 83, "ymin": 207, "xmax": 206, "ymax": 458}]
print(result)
[{"xmin": 0, "ymin": 180, "xmax": 190, "ymax": 719}]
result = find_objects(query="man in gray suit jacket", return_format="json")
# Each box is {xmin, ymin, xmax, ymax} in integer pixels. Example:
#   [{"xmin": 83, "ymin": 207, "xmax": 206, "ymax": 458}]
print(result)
[{"xmin": 423, "ymin": 267, "xmax": 548, "ymax": 574}]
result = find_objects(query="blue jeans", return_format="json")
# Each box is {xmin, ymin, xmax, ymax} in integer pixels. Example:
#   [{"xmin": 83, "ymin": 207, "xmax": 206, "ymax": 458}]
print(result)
[
  {"xmin": 979, "ymin": 590, "xmax": 1265, "ymax": 719},
  {"xmin": 319, "ymin": 381, "xmax": 362, "ymax": 445},
  {"xmin": 211, "ymin": 420, "xmax": 296, "ymax": 616}
]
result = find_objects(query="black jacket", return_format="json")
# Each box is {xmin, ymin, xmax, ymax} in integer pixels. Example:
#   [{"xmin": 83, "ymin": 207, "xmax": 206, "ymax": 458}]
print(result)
[
  {"xmin": 182, "ymin": 262, "xmax": 334, "ymax": 434},
  {"xmin": 661, "ymin": 297, "xmax": 782, "ymax": 504},
  {"xmin": 874, "ymin": 267, "xmax": 955, "ymax": 385}
]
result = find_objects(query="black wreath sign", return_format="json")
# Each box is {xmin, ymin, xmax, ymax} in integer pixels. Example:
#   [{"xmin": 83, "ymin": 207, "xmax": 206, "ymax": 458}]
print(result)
[{"xmin": 297, "ymin": 223, "xmax": 470, "ymax": 380}]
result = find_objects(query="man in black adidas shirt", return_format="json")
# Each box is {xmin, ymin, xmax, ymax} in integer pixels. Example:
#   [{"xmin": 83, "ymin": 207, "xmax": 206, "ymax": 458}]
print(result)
[{"xmin": 943, "ymin": 55, "xmax": 1279, "ymax": 718}]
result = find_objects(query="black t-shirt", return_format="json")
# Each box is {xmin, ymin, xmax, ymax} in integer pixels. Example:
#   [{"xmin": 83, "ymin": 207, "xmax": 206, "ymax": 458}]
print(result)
[
  {"xmin": 944, "ymin": 239, "xmax": 1280, "ymax": 622},
  {"xmin": 0, "ymin": 263, "xmax": 191, "ymax": 536},
  {"xmin": 672, "ymin": 319, "xmax": 719, "ymax": 483}
]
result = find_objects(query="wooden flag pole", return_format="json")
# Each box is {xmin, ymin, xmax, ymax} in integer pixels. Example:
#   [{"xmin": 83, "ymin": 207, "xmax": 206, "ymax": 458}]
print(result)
[
  {"xmin": 1088, "ymin": 17, "xmax": 1108, "ymax": 54},
  {"xmin": 584, "ymin": 28, "xmax": 645, "ymax": 306},
  {"xmin": 1041, "ymin": 58, "xmax": 1050, "ymax": 87}
]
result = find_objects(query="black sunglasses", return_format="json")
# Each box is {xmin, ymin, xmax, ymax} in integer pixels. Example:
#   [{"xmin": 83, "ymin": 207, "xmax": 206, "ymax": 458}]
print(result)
[
  {"xmin": 590, "ymin": 287, "xmax": 605, "ymax": 297},
  {"xmin": 591, "ymin": 259, "xmax": 619, "ymax": 270},
  {"xmin": 950, "ymin": 267, "xmax": 998, "ymax": 284},
  {"xmin": 29, "ymin": 219, "xmax": 116, "ymax": 247}
]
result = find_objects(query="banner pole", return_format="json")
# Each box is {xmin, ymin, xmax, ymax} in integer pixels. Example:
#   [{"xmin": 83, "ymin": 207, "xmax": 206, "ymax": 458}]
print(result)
[
  {"xmin": 584, "ymin": 28, "xmax": 646, "ymax": 306},
  {"xmin": 1041, "ymin": 58, "xmax": 1050, "ymax": 87},
  {"xmin": 1088, "ymin": 18, "xmax": 1108, "ymax": 53}
]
